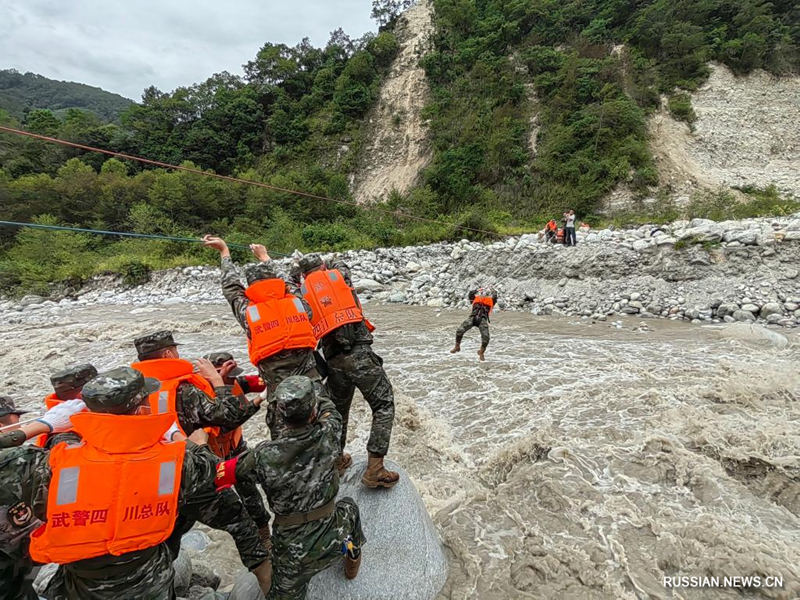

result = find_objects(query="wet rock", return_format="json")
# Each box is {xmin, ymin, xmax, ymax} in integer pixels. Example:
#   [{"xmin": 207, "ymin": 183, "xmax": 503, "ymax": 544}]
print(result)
[
  {"xmin": 182, "ymin": 529, "xmax": 211, "ymax": 552},
  {"xmin": 191, "ymin": 561, "xmax": 221, "ymax": 590},
  {"xmin": 732, "ymin": 309, "xmax": 756, "ymax": 322},
  {"xmin": 306, "ymin": 457, "xmax": 447, "ymax": 600},
  {"xmin": 228, "ymin": 569, "xmax": 264, "ymax": 600},
  {"xmin": 721, "ymin": 323, "xmax": 789, "ymax": 349},
  {"xmin": 354, "ymin": 279, "xmax": 383, "ymax": 292},
  {"xmin": 33, "ymin": 563, "xmax": 59, "ymax": 594},
  {"xmin": 186, "ymin": 585, "xmax": 218, "ymax": 600},
  {"xmin": 174, "ymin": 550, "xmax": 193, "ymax": 596},
  {"xmin": 760, "ymin": 302, "xmax": 783, "ymax": 318}
]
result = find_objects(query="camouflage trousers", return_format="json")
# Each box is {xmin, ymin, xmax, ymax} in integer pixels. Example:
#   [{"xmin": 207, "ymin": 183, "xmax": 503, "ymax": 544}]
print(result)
[
  {"xmin": 326, "ymin": 344, "xmax": 395, "ymax": 457},
  {"xmin": 228, "ymin": 441, "xmax": 271, "ymax": 529},
  {"xmin": 268, "ymin": 498, "xmax": 365, "ymax": 600},
  {"xmin": 456, "ymin": 316, "xmax": 490, "ymax": 349},
  {"xmin": 257, "ymin": 348, "xmax": 331, "ymax": 441},
  {"xmin": 45, "ymin": 544, "xmax": 175, "ymax": 600},
  {"xmin": 166, "ymin": 486, "xmax": 269, "ymax": 570}
]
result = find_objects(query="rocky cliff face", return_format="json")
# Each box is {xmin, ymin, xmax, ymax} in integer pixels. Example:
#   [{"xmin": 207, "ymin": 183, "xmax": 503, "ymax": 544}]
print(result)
[
  {"xmin": 650, "ymin": 63, "xmax": 800, "ymax": 200},
  {"xmin": 350, "ymin": 0, "xmax": 434, "ymax": 204}
]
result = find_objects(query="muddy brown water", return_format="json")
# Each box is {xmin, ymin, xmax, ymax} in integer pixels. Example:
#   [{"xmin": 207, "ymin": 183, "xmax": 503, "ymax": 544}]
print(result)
[{"xmin": 2, "ymin": 303, "xmax": 798, "ymax": 599}]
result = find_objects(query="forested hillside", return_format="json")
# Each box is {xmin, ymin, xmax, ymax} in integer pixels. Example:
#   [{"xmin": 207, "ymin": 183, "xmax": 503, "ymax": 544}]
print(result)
[
  {"xmin": 0, "ymin": 0, "xmax": 798, "ymax": 295},
  {"xmin": 0, "ymin": 70, "xmax": 133, "ymax": 122}
]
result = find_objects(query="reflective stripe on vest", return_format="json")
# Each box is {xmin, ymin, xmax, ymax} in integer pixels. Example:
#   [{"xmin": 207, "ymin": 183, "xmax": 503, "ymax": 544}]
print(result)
[
  {"xmin": 56, "ymin": 466, "xmax": 80, "ymax": 505},
  {"xmin": 244, "ymin": 279, "xmax": 317, "ymax": 366},
  {"xmin": 28, "ymin": 412, "xmax": 184, "ymax": 564},
  {"xmin": 301, "ymin": 268, "xmax": 364, "ymax": 340},
  {"xmin": 131, "ymin": 359, "xmax": 215, "ymax": 435}
]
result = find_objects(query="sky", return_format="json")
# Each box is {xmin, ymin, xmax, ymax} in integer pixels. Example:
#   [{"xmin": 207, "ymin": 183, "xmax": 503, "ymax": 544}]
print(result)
[{"xmin": 0, "ymin": 0, "xmax": 377, "ymax": 100}]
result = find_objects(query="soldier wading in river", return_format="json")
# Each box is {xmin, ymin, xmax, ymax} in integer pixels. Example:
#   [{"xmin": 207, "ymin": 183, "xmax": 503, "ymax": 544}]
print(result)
[{"xmin": 450, "ymin": 288, "xmax": 498, "ymax": 361}]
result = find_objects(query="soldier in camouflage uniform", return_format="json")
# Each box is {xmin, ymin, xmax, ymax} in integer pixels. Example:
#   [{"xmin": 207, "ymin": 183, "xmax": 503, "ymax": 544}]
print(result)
[
  {"xmin": 0, "ymin": 368, "xmax": 272, "ymax": 600},
  {"xmin": 204, "ymin": 352, "xmax": 271, "ymax": 539},
  {"xmin": 133, "ymin": 330, "xmax": 271, "ymax": 567},
  {"xmin": 202, "ymin": 236, "xmax": 327, "ymax": 441},
  {"xmin": 233, "ymin": 376, "xmax": 364, "ymax": 599},
  {"xmin": 0, "ymin": 396, "xmax": 28, "ymax": 429},
  {"xmin": 40, "ymin": 364, "xmax": 98, "ymax": 449},
  {"xmin": 292, "ymin": 254, "xmax": 398, "ymax": 488},
  {"xmin": 450, "ymin": 288, "xmax": 499, "ymax": 361}
]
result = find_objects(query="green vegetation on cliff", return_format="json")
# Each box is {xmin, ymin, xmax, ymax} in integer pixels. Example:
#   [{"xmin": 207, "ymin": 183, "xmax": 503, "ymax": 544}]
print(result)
[{"xmin": 1, "ymin": 0, "xmax": 798, "ymax": 294}]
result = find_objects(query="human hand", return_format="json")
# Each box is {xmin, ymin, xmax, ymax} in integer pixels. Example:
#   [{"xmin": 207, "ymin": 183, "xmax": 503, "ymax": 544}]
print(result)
[
  {"xmin": 252, "ymin": 389, "xmax": 268, "ymax": 408},
  {"xmin": 219, "ymin": 360, "xmax": 238, "ymax": 380},
  {"xmin": 163, "ymin": 422, "xmax": 184, "ymax": 442},
  {"xmin": 36, "ymin": 399, "xmax": 85, "ymax": 433},
  {"xmin": 188, "ymin": 428, "xmax": 209, "ymax": 445},
  {"xmin": 250, "ymin": 244, "xmax": 270, "ymax": 263},
  {"xmin": 202, "ymin": 235, "xmax": 230, "ymax": 258},
  {"xmin": 194, "ymin": 358, "xmax": 224, "ymax": 388}
]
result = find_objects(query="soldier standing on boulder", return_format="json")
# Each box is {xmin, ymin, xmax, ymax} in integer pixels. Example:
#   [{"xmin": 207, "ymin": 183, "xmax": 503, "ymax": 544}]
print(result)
[
  {"xmin": 201, "ymin": 236, "xmax": 327, "ymax": 441},
  {"xmin": 292, "ymin": 253, "xmax": 399, "ymax": 489},
  {"xmin": 0, "ymin": 368, "xmax": 273, "ymax": 600},
  {"xmin": 450, "ymin": 288, "xmax": 498, "ymax": 361},
  {"xmin": 225, "ymin": 376, "xmax": 365, "ymax": 599}
]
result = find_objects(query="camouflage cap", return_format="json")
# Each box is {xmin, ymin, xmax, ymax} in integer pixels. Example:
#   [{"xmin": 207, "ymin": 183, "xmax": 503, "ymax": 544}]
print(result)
[
  {"xmin": 81, "ymin": 367, "xmax": 160, "ymax": 415},
  {"xmin": 134, "ymin": 330, "xmax": 181, "ymax": 359},
  {"xmin": 50, "ymin": 363, "xmax": 98, "ymax": 395},
  {"xmin": 244, "ymin": 262, "xmax": 279, "ymax": 286},
  {"xmin": 275, "ymin": 376, "xmax": 316, "ymax": 423},
  {"xmin": 203, "ymin": 352, "xmax": 244, "ymax": 377},
  {"xmin": 0, "ymin": 396, "xmax": 28, "ymax": 418},
  {"xmin": 298, "ymin": 254, "xmax": 324, "ymax": 275}
]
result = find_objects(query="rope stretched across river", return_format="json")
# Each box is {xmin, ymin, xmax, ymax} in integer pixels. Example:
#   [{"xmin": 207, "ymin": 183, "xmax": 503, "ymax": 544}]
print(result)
[{"xmin": 0, "ymin": 221, "xmax": 293, "ymax": 257}]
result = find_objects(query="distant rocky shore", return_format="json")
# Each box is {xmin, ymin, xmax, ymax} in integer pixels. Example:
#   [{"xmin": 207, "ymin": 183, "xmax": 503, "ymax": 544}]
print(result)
[{"xmin": 4, "ymin": 214, "xmax": 800, "ymax": 328}]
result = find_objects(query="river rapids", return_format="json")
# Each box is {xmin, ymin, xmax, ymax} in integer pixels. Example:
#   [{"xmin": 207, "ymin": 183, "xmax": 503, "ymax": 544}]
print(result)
[{"xmin": 1, "ymin": 302, "xmax": 798, "ymax": 599}]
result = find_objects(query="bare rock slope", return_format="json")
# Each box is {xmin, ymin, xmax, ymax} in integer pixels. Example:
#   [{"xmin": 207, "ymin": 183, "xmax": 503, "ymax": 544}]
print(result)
[
  {"xmin": 351, "ymin": 0, "xmax": 434, "ymax": 204},
  {"xmin": 650, "ymin": 63, "xmax": 800, "ymax": 198}
]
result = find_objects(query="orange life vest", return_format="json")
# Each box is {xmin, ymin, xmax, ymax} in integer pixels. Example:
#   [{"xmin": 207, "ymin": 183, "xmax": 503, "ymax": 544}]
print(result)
[
  {"xmin": 473, "ymin": 295, "xmax": 495, "ymax": 314},
  {"xmin": 131, "ymin": 358, "xmax": 241, "ymax": 458},
  {"xmin": 204, "ymin": 379, "xmax": 245, "ymax": 459},
  {"xmin": 28, "ymin": 412, "xmax": 184, "ymax": 564},
  {"xmin": 301, "ymin": 269, "xmax": 365, "ymax": 340},
  {"xmin": 244, "ymin": 278, "xmax": 317, "ymax": 365}
]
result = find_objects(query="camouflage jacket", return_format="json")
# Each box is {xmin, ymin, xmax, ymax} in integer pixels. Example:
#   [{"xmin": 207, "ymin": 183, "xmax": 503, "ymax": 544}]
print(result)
[
  {"xmin": 287, "ymin": 259, "xmax": 374, "ymax": 358},
  {"xmin": 468, "ymin": 289, "xmax": 498, "ymax": 322},
  {"xmin": 243, "ymin": 390, "xmax": 341, "ymax": 518},
  {"xmin": 174, "ymin": 381, "xmax": 258, "ymax": 435},
  {"xmin": 219, "ymin": 256, "xmax": 316, "ymax": 373},
  {"xmin": 0, "ymin": 441, "xmax": 239, "ymax": 600}
]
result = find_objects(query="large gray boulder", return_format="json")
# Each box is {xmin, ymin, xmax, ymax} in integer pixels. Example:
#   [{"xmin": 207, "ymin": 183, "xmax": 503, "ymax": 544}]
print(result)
[
  {"xmin": 306, "ymin": 457, "xmax": 447, "ymax": 600},
  {"xmin": 227, "ymin": 459, "xmax": 446, "ymax": 600}
]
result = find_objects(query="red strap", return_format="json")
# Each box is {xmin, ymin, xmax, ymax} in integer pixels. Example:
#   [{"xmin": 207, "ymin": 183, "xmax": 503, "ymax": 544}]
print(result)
[
  {"xmin": 365, "ymin": 319, "xmax": 376, "ymax": 332},
  {"xmin": 215, "ymin": 456, "xmax": 240, "ymax": 491},
  {"xmin": 243, "ymin": 375, "xmax": 266, "ymax": 393}
]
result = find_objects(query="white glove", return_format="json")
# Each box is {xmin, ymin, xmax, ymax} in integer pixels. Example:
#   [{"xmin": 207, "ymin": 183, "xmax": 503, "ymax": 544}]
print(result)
[
  {"xmin": 163, "ymin": 422, "xmax": 181, "ymax": 442},
  {"xmin": 36, "ymin": 399, "xmax": 86, "ymax": 433}
]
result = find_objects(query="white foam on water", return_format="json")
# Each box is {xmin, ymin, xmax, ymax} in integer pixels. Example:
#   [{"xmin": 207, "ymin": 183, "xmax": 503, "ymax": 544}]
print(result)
[{"xmin": 2, "ymin": 303, "xmax": 798, "ymax": 597}]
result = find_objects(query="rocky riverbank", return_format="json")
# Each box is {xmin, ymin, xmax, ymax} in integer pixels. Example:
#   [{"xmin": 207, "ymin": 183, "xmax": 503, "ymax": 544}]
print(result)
[{"xmin": 3, "ymin": 215, "xmax": 800, "ymax": 328}]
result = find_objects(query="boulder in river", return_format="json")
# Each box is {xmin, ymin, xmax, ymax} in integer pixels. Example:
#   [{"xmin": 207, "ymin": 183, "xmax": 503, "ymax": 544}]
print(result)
[
  {"xmin": 227, "ymin": 458, "xmax": 447, "ymax": 600},
  {"xmin": 306, "ymin": 457, "xmax": 447, "ymax": 600}
]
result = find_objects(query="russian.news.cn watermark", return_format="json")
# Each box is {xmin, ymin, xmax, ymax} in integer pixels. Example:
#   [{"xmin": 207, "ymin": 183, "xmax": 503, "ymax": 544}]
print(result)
[{"xmin": 663, "ymin": 575, "xmax": 784, "ymax": 590}]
